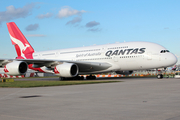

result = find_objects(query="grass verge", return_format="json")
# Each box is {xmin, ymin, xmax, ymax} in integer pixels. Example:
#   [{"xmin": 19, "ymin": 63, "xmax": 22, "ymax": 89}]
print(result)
[{"xmin": 0, "ymin": 80, "xmax": 120, "ymax": 88}]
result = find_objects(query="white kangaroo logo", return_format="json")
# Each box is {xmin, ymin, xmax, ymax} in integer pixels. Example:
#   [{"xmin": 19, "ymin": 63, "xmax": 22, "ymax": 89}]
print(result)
[
  {"xmin": 22, "ymin": 43, "xmax": 30, "ymax": 52},
  {"xmin": 10, "ymin": 34, "xmax": 30, "ymax": 57}
]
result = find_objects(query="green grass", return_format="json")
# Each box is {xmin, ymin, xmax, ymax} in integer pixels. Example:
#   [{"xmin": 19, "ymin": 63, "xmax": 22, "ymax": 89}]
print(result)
[{"xmin": 0, "ymin": 80, "xmax": 120, "ymax": 88}]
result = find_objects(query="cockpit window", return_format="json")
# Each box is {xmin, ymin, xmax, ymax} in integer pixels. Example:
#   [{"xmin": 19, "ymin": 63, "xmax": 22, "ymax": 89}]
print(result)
[{"xmin": 160, "ymin": 50, "xmax": 170, "ymax": 53}]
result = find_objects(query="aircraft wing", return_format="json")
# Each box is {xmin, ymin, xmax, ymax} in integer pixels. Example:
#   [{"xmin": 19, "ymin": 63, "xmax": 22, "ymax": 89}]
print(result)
[
  {"xmin": 1, "ymin": 59, "xmax": 112, "ymax": 73},
  {"xmin": 0, "ymin": 59, "xmax": 13, "ymax": 67}
]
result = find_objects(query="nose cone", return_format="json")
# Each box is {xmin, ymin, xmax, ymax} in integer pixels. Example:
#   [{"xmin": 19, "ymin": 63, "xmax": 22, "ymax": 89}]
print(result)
[{"xmin": 167, "ymin": 53, "xmax": 178, "ymax": 66}]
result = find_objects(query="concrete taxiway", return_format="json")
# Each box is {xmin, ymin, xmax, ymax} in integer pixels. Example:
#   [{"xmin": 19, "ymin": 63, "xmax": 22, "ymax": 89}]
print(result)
[{"xmin": 0, "ymin": 77, "xmax": 180, "ymax": 120}]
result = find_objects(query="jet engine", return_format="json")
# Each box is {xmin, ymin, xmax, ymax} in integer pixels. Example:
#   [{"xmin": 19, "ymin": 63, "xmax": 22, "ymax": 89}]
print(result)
[
  {"xmin": 115, "ymin": 71, "xmax": 133, "ymax": 75},
  {"xmin": 4, "ymin": 61, "xmax": 28, "ymax": 76},
  {"xmin": 54, "ymin": 63, "xmax": 79, "ymax": 77}
]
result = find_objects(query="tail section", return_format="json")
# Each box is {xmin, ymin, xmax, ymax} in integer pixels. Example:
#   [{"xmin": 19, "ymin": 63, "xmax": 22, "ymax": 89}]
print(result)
[
  {"xmin": 7, "ymin": 22, "xmax": 34, "ymax": 59},
  {"xmin": 172, "ymin": 65, "xmax": 177, "ymax": 71}
]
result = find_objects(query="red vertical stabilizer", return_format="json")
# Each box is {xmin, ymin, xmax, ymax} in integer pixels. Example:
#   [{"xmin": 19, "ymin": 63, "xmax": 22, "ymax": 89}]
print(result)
[{"xmin": 7, "ymin": 22, "xmax": 34, "ymax": 59}]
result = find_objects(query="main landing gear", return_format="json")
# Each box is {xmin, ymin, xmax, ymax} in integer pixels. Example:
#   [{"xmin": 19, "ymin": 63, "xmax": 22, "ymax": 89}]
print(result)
[
  {"xmin": 59, "ymin": 76, "xmax": 84, "ymax": 80},
  {"xmin": 86, "ymin": 74, "xmax": 96, "ymax": 80},
  {"xmin": 59, "ymin": 74, "xmax": 97, "ymax": 81}
]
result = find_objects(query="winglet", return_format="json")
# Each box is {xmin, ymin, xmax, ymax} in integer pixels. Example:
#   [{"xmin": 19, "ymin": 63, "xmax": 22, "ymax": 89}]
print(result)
[{"xmin": 6, "ymin": 22, "xmax": 34, "ymax": 59}]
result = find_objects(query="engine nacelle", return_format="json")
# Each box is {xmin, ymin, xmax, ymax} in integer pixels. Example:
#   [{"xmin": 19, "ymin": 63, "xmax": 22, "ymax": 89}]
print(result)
[
  {"xmin": 54, "ymin": 63, "xmax": 79, "ymax": 77},
  {"xmin": 4, "ymin": 61, "xmax": 28, "ymax": 76},
  {"xmin": 115, "ymin": 71, "xmax": 133, "ymax": 75}
]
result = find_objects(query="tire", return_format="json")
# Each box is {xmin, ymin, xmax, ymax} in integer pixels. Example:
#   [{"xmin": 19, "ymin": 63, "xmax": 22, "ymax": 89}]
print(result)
[{"xmin": 157, "ymin": 74, "xmax": 163, "ymax": 79}]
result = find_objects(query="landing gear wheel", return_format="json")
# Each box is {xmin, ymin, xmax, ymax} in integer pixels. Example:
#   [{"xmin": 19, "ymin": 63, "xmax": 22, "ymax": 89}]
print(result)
[
  {"xmin": 92, "ymin": 76, "xmax": 96, "ymax": 79},
  {"xmin": 157, "ymin": 74, "xmax": 163, "ymax": 79},
  {"xmin": 59, "ymin": 76, "xmax": 84, "ymax": 81},
  {"xmin": 73, "ymin": 75, "xmax": 84, "ymax": 80},
  {"xmin": 86, "ymin": 75, "xmax": 96, "ymax": 80},
  {"xmin": 80, "ymin": 76, "xmax": 84, "ymax": 80}
]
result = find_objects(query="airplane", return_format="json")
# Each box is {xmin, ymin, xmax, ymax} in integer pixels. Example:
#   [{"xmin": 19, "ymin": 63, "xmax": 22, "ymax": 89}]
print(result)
[
  {"xmin": 172, "ymin": 65, "xmax": 177, "ymax": 71},
  {"xmin": 0, "ymin": 22, "xmax": 177, "ymax": 80}
]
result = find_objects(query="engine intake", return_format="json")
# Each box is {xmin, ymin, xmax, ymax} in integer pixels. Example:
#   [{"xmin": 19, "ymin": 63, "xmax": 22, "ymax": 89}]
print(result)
[
  {"xmin": 4, "ymin": 61, "xmax": 28, "ymax": 76},
  {"xmin": 54, "ymin": 63, "xmax": 79, "ymax": 77}
]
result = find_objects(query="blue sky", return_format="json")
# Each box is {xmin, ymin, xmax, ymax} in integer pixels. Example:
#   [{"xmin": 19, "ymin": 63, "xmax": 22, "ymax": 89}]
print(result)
[{"xmin": 0, "ymin": 0, "xmax": 180, "ymax": 63}]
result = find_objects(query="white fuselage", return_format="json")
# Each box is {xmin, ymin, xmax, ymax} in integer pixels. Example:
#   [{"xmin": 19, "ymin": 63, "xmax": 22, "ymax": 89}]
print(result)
[{"xmin": 32, "ymin": 41, "xmax": 177, "ymax": 74}]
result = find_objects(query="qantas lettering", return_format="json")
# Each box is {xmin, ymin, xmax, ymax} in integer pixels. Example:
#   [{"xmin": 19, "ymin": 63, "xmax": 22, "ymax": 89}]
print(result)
[{"xmin": 105, "ymin": 48, "xmax": 146, "ymax": 57}]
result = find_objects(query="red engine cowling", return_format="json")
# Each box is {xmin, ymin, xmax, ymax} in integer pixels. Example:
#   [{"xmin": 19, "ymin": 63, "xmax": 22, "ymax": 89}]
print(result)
[
  {"xmin": 115, "ymin": 71, "xmax": 133, "ymax": 75},
  {"xmin": 4, "ymin": 61, "xmax": 28, "ymax": 76},
  {"xmin": 54, "ymin": 63, "xmax": 79, "ymax": 77}
]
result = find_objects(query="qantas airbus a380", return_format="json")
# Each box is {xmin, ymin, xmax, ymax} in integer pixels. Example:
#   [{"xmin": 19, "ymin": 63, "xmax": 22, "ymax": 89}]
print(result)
[{"xmin": 0, "ymin": 22, "xmax": 177, "ymax": 80}]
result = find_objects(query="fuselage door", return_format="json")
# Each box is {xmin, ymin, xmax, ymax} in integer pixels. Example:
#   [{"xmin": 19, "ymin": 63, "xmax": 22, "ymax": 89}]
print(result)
[
  {"xmin": 56, "ymin": 52, "xmax": 58, "ymax": 57},
  {"xmin": 147, "ymin": 52, "xmax": 152, "ymax": 60},
  {"xmin": 102, "ymin": 46, "xmax": 107, "ymax": 54},
  {"xmin": 114, "ymin": 56, "xmax": 118, "ymax": 62}
]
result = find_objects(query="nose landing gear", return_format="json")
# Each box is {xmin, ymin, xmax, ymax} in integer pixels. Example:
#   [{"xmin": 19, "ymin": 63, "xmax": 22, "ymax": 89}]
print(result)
[
  {"xmin": 157, "ymin": 74, "xmax": 163, "ymax": 79},
  {"xmin": 156, "ymin": 67, "xmax": 167, "ymax": 79}
]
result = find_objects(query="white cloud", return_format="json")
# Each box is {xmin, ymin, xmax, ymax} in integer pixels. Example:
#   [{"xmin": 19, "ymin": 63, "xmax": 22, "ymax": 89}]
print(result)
[
  {"xmin": 25, "ymin": 34, "xmax": 46, "ymax": 37},
  {"xmin": 26, "ymin": 24, "xmax": 39, "ymax": 31},
  {"xmin": 86, "ymin": 21, "xmax": 100, "ymax": 28},
  {"xmin": 66, "ymin": 16, "xmax": 82, "ymax": 25},
  {"xmin": 57, "ymin": 6, "xmax": 86, "ymax": 18},
  {"xmin": 87, "ymin": 28, "xmax": 102, "ymax": 32},
  {"xmin": 37, "ymin": 12, "xmax": 53, "ymax": 19},
  {"xmin": 0, "ymin": 3, "xmax": 37, "ymax": 25}
]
